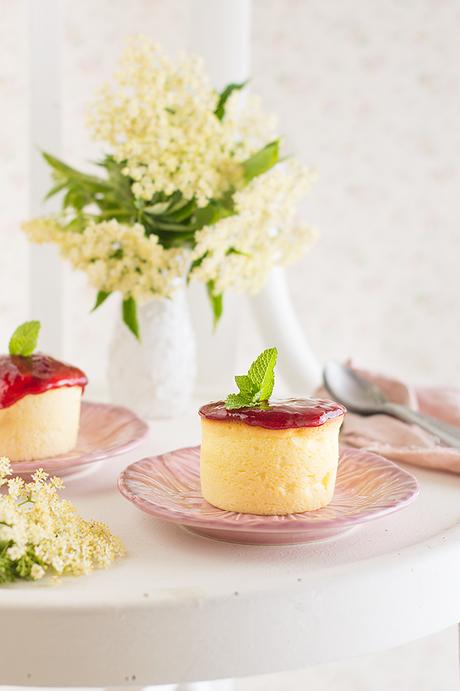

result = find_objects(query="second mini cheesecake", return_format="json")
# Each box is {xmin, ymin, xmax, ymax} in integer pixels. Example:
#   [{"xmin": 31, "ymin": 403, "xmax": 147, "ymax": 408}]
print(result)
[
  {"xmin": 0, "ymin": 353, "xmax": 87, "ymax": 462},
  {"xmin": 199, "ymin": 398, "xmax": 346, "ymax": 515}
]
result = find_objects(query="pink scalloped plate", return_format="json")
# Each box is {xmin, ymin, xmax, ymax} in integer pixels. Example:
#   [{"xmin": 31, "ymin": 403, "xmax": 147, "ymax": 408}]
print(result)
[
  {"xmin": 10, "ymin": 402, "xmax": 149, "ymax": 478},
  {"xmin": 118, "ymin": 446, "xmax": 419, "ymax": 545}
]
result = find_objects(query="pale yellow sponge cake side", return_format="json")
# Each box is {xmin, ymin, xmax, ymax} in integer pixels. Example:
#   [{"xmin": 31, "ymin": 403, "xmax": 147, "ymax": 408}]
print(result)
[
  {"xmin": 199, "ymin": 398, "xmax": 346, "ymax": 515},
  {"xmin": 0, "ymin": 352, "xmax": 87, "ymax": 461},
  {"xmin": 0, "ymin": 387, "xmax": 83, "ymax": 461}
]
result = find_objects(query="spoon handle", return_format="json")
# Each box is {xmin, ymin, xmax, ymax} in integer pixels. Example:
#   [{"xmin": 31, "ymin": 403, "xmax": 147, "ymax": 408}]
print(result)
[{"xmin": 384, "ymin": 403, "xmax": 460, "ymax": 450}]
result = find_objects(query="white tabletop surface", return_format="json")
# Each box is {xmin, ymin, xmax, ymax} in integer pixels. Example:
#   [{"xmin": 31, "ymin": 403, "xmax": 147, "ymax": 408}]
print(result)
[{"xmin": 1, "ymin": 403, "xmax": 460, "ymax": 687}]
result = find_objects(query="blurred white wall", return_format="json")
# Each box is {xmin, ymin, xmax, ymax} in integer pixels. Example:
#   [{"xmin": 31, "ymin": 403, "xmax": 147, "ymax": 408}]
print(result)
[{"xmin": 1, "ymin": 0, "xmax": 459, "ymax": 394}]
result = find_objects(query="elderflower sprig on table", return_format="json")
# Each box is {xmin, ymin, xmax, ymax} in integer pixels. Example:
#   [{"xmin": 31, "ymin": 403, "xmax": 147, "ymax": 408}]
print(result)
[
  {"xmin": 0, "ymin": 458, "xmax": 124, "ymax": 583},
  {"xmin": 22, "ymin": 37, "xmax": 315, "ymax": 338}
]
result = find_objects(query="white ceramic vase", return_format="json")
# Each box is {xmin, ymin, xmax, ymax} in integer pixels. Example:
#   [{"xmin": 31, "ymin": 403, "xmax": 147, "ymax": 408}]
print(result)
[{"xmin": 108, "ymin": 287, "xmax": 196, "ymax": 419}]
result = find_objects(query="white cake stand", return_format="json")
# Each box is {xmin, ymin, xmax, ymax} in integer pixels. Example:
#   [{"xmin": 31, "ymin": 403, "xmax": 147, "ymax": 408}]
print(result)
[{"xmin": 1, "ymin": 408, "xmax": 460, "ymax": 690}]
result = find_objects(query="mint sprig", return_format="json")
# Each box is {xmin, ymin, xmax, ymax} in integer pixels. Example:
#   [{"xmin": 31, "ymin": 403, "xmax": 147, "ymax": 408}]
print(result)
[
  {"xmin": 225, "ymin": 347, "xmax": 278, "ymax": 410},
  {"xmin": 8, "ymin": 321, "xmax": 41, "ymax": 357}
]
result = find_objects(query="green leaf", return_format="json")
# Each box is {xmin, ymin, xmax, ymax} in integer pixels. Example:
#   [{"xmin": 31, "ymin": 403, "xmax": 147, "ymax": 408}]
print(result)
[
  {"xmin": 248, "ymin": 347, "xmax": 278, "ymax": 400},
  {"xmin": 42, "ymin": 152, "xmax": 111, "ymax": 191},
  {"xmin": 143, "ymin": 201, "xmax": 172, "ymax": 215},
  {"xmin": 215, "ymin": 81, "xmax": 247, "ymax": 120},
  {"xmin": 64, "ymin": 216, "xmax": 87, "ymax": 233},
  {"xmin": 8, "ymin": 321, "xmax": 41, "ymax": 357},
  {"xmin": 242, "ymin": 140, "xmax": 280, "ymax": 182},
  {"xmin": 13, "ymin": 545, "xmax": 45, "ymax": 581},
  {"xmin": 187, "ymin": 252, "xmax": 208, "ymax": 284},
  {"xmin": 41, "ymin": 152, "xmax": 135, "ymax": 223},
  {"xmin": 206, "ymin": 281, "xmax": 223, "ymax": 327},
  {"xmin": 226, "ymin": 247, "xmax": 247, "ymax": 257},
  {"xmin": 122, "ymin": 297, "xmax": 140, "ymax": 340},
  {"xmin": 165, "ymin": 199, "xmax": 196, "ymax": 222},
  {"xmin": 224, "ymin": 347, "xmax": 278, "ymax": 410},
  {"xmin": 225, "ymin": 393, "xmax": 253, "ymax": 410},
  {"xmin": 146, "ymin": 220, "xmax": 197, "ymax": 232},
  {"xmin": 192, "ymin": 199, "xmax": 234, "ymax": 230},
  {"xmin": 44, "ymin": 180, "xmax": 68, "ymax": 200},
  {"xmin": 0, "ymin": 553, "xmax": 15, "ymax": 584},
  {"xmin": 63, "ymin": 187, "xmax": 91, "ymax": 211},
  {"xmin": 235, "ymin": 375, "xmax": 255, "ymax": 396},
  {"xmin": 91, "ymin": 291, "xmax": 111, "ymax": 312},
  {"xmin": 14, "ymin": 552, "xmax": 33, "ymax": 579}
]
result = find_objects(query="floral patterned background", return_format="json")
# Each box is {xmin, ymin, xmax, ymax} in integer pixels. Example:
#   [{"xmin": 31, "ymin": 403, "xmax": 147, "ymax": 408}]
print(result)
[
  {"xmin": 1, "ymin": 0, "xmax": 460, "ymax": 395},
  {"xmin": 0, "ymin": 1, "xmax": 459, "ymax": 688}
]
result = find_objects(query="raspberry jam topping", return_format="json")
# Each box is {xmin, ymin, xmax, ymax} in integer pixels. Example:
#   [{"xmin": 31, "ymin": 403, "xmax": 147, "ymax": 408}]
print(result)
[
  {"xmin": 199, "ymin": 398, "xmax": 346, "ymax": 430},
  {"xmin": 0, "ymin": 354, "xmax": 88, "ymax": 409}
]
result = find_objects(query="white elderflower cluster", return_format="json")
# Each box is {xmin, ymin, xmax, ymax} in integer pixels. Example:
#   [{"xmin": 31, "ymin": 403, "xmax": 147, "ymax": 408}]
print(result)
[
  {"xmin": 0, "ymin": 458, "xmax": 124, "ymax": 583},
  {"xmin": 87, "ymin": 37, "xmax": 274, "ymax": 206},
  {"xmin": 22, "ymin": 38, "xmax": 316, "ymax": 331},
  {"xmin": 189, "ymin": 161, "xmax": 316, "ymax": 294},
  {"xmin": 22, "ymin": 217, "xmax": 188, "ymax": 304}
]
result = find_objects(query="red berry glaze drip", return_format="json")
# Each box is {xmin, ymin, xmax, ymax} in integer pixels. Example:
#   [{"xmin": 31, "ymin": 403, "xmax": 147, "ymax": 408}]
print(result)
[
  {"xmin": 0, "ymin": 354, "xmax": 88, "ymax": 409},
  {"xmin": 199, "ymin": 398, "xmax": 346, "ymax": 430}
]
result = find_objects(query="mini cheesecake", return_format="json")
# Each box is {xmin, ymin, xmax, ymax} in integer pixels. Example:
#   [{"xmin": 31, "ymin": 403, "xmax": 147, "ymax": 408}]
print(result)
[
  {"xmin": 0, "ymin": 354, "xmax": 88, "ymax": 461},
  {"xmin": 199, "ymin": 398, "xmax": 346, "ymax": 515}
]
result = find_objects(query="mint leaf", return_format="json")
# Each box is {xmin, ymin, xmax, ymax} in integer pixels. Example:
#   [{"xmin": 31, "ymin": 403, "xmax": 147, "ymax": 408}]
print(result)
[
  {"xmin": 225, "ymin": 347, "xmax": 278, "ymax": 410},
  {"xmin": 8, "ymin": 321, "xmax": 41, "ymax": 357},
  {"xmin": 248, "ymin": 347, "xmax": 278, "ymax": 397},
  {"xmin": 242, "ymin": 140, "xmax": 279, "ymax": 182},
  {"xmin": 122, "ymin": 298, "xmax": 140, "ymax": 340},
  {"xmin": 235, "ymin": 375, "xmax": 254, "ymax": 396},
  {"xmin": 91, "ymin": 290, "xmax": 111, "ymax": 312},
  {"xmin": 225, "ymin": 393, "xmax": 253, "ymax": 410}
]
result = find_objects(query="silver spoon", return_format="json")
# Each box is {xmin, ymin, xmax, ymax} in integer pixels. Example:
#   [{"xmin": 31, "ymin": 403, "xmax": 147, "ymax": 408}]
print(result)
[{"xmin": 323, "ymin": 361, "xmax": 460, "ymax": 451}]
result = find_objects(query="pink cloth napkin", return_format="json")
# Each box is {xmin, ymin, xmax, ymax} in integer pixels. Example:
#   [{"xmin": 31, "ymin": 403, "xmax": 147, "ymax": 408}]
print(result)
[{"xmin": 322, "ymin": 368, "xmax": 460, "ymax": 475}]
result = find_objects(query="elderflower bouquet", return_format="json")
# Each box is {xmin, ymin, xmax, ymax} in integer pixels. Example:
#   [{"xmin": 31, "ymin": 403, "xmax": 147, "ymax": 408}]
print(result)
[
  {"xmin": 0, "ymin": 458, "xmax": 124, "ymax": 583},
  {"xmin": 23, "ymin": 37, "xmax": 314, "ymax": 338}
]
